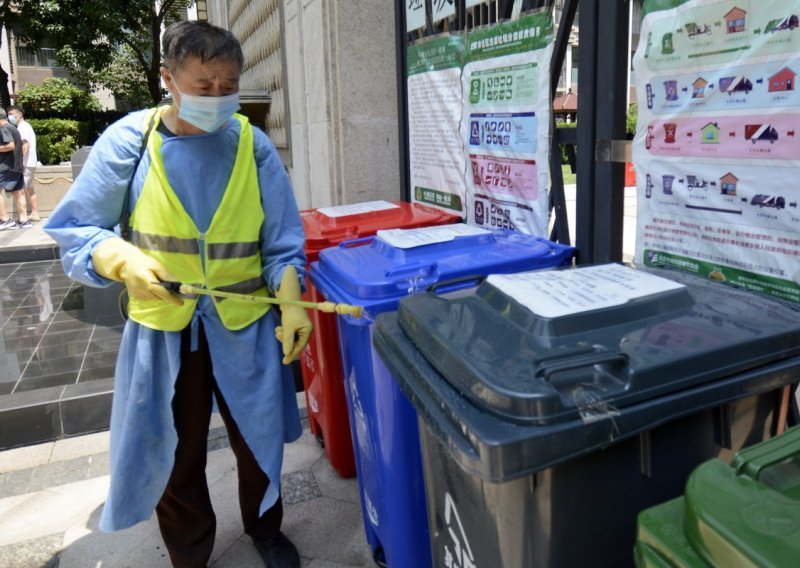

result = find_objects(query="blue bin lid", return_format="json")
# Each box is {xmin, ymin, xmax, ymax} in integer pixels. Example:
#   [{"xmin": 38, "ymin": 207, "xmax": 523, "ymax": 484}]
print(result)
[
  {"xmin": 309, "ymin": 227, "xmax": 574, "ymax": 314},
  {"xmin": 393, "ymin": 264, "xmax": 800, "ymax": 425}
]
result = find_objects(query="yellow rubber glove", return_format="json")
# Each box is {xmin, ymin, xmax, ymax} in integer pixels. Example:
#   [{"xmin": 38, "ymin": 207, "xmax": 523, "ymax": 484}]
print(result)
[
  {"xmin": 273, "ymin": 265, "xmax": 312, "ymax": 365},
  {"xmin": 92, "ymin": 237, "xmax": 183, "ymax": 306}
]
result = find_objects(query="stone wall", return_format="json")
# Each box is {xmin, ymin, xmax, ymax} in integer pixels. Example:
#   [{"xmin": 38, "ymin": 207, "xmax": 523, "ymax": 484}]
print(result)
[{"xmin": 8, "ymin": 165, "xmax": 72, "ymax": 219}]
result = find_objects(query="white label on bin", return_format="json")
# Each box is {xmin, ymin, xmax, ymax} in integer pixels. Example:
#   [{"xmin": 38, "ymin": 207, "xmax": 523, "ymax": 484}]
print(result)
[
  {"xmin": 486, "ymin": 264, "xmax": 685, "ymax": 318},
  {"xmin": 316, "ymin": 200, "xmax": 399, "ymax": 218},
  {"xmin": 377, "ymin": 224, "xmax": 489, "ymax": 249},
  {"xmin": 443, "ymin": 492, "xmax": 476, "ymax": 568}
]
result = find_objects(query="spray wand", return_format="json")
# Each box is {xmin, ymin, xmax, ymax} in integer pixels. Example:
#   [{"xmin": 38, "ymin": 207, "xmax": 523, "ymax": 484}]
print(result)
[{"xmin": 158, "ymin": 281, "xmax": 364, "ymax": 318}]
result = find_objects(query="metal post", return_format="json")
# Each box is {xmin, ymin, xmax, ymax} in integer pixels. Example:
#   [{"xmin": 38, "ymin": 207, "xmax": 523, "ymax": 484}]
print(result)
[
  {"xmin": 592, "ymin": 0, "xmax": 630, "ymax": 263},
  {"xmin": 575, "ymin": 0, "xmax": 599, "ymax": 264},
  {"xmin": 548, "ymin": 0, "xmax": 579, "ymax": 244},
  {"xmin": 395, "ymin": 0, "xmax": 410, "ymax": 201}
]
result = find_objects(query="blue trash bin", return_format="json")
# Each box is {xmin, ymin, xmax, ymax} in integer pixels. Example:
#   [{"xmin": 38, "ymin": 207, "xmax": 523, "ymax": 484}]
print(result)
[{"xmin": 309, "ymin": 225, "xmax": 574, "ymax": 567}]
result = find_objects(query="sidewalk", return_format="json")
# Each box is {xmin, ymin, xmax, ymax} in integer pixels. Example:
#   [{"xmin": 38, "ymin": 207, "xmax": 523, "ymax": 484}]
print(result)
[
  {"xmin": 0, "ymin": 218, "xmax": 60, "ymax": 264},
  {"xmin": 561, "ymin": 183, "xmax": 638, "ymax": 263},
  {"xmin": 0, "ymin": 409, "xmax": 373, "ymax": 567}
]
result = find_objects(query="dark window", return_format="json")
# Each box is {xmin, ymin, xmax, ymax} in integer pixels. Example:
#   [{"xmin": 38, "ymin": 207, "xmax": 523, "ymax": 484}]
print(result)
[{"xmin": 16, "ymin": 45, "xmax": 60, "ymax": 68}]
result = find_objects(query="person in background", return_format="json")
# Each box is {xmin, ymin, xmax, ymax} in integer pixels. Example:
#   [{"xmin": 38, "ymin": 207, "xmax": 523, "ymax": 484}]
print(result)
[
  {"xmin": 0, "ymin": 108, "xmax": 29, "ymax": 229},
  {"xmin": 44, "ymin": 20, "xmax": 311, "ymax": 568},
  {"xmin": 7, "ymin": 105, "xmax": 39, "ymax": 222}
]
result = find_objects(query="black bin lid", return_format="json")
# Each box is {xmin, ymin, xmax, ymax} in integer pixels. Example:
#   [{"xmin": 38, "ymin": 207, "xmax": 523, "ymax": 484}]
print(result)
[{"xmin": 397, "ymin": 264, "xmax": 800, "ymax": 425}]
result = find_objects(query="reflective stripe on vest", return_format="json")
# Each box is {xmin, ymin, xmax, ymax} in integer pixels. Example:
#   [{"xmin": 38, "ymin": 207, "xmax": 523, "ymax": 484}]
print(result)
[{"xmin": 126, "ymin": 108, "xmax": 269, "ymax": 331}]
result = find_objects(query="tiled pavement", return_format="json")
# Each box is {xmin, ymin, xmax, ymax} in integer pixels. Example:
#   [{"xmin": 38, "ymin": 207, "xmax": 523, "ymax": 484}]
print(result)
[{"xmin": 0, "ymin": 413, "xmax": 373, "ymax": 567}]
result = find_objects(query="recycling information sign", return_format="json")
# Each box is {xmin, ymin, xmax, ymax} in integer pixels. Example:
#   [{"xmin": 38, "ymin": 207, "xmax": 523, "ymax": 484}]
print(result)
[
  {"xmin": 633, "ymin": 0, "xmax": 800, "ymax": 303},
  {"xmin": 407, "ymin": 10, "xmax": 554, "ymax": 236}
]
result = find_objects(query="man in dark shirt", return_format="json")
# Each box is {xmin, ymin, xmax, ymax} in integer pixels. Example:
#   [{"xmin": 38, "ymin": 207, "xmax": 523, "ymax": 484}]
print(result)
[{"xmin": 0, "ymin": 109, "xmax": 29, "ymax": 229}]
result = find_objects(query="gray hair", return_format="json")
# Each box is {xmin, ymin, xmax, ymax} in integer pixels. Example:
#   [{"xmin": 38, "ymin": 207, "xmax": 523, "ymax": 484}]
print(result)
[
  {"xmin": 0, "ymin": 109, "xmax": 7, "ymax": 120},
  {"xmin": 162, "ymin": 20, "xmax": 244, "ymax": 72}
]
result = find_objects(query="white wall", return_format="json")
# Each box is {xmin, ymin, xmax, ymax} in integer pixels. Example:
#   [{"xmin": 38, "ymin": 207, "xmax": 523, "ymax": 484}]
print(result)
[{"xmin": 212, "ymin": 0, "xmax": 400, "ymax": 210}]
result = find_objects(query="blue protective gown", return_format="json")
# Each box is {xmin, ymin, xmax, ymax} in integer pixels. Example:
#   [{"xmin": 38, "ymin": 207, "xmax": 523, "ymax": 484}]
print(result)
[{"xmin": 44, "ymin": 110, "xmax": 305, "ymax": 531}]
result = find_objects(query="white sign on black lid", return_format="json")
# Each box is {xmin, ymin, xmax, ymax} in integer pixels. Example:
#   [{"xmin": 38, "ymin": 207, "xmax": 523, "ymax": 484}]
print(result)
[{"xmin": 486, "ymin": 264, "xmax": 686, "ymax": 318}]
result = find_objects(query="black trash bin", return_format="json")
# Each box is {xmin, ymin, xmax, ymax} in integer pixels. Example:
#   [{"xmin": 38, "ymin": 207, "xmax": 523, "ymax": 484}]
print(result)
[{"xmin": 373, "ymin": 264, "xmax": 800, "ymax": 568}]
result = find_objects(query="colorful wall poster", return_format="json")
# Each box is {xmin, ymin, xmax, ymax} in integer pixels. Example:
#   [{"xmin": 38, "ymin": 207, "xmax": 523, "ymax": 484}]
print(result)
[
  {"xmin": 462, "ymin": 11, "xmax": 554, "ymax": 235},
  {"xmin": 633, "ymin": 0, "xmax": 800, "ymax": 303},
  {"xmin": 407, "ymin": 35, "xmax": 467, "ymax": 215}
]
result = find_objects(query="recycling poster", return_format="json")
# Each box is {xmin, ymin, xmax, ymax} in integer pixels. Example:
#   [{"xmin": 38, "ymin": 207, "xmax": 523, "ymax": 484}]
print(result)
[
  {"xmin": 408, "ymin": 35, "xmax": 467, "ymax": 215},
  {"xmin": 462, "ymin": 13, "xmax": 554, "ymax": 235},
  {"xmin": 407, "ymin": 10, "xmax": 554, "ymax": 236},
  {"xmin": 633, "ymin": 0, "xmax": 800, "ymax": 303}
]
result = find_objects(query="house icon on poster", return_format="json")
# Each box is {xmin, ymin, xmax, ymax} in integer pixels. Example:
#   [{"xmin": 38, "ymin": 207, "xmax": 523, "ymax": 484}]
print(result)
[
  {"xmin": 720, "ymin": 173, "xmax": 739, "ymax": 195},
  {"xmin": 692, "ymin": 78, "xmax": 708, "ymax": 98},
  {"xmin": 725, "ymin": 7, "xmax": 747, "ymax": 33},
  {"xmin": 769, "ymin": 67, "xmax": 795, "ymax": 92},
  {"xmin": 701, "ymin": 122, "xmax": 720, "ymax": 144}
]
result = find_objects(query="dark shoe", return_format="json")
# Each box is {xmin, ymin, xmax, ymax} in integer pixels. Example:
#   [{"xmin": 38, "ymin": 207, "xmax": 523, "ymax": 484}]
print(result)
[{"xmin": 252, "ymin": 532, "xmax": 300, "ymax": 568}]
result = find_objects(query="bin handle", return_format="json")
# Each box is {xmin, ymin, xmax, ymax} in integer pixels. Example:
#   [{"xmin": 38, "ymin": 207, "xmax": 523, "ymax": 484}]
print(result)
[
  {"xmin": 321, "ymin": 226, "xmax": 360, "ymax": 239},
  {"xmin": 426, "ymin": 274, "xmax": 486, "ymax": 294},
  {"xmin": 338, "ymin": 236, "xmax": 374, "ymax": 248},
  {"xmin": 535, "ymin": 352, "xmax": 629, "ymax": 381},
  {"xmin": 384, "ymin": 261, "xmax": 439, "ymax": 282},
  {"xmin": 732, "ymin": 425, "xmax": 800, "ymax": 481}
]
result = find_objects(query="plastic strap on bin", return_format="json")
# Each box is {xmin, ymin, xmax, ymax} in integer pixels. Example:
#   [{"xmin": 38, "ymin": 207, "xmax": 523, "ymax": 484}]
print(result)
[
  {"xmin": 535, "ymin": 352, "xmax": 628, "ymax": 427},
  {"xmin": 385, "ymin": 262, "xmax": 440, "ymax": 294}
]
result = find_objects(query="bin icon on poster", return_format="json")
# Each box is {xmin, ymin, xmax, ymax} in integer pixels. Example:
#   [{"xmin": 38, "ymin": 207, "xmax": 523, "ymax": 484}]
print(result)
[
  {"xmin": 662, "ymin": 175, "xmax": 675, "ymax": 195},
  {"xmin": 470, "ymin": 78, "xmax": 481, "ymax": 104},
  {"xmin": 663, "ymin": 123, "xmax": 677, "ymax": 144}
]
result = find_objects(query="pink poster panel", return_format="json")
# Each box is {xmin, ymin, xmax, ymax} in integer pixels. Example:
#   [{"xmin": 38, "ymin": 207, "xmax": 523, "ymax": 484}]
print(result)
[{"xmin": 469, "ymin": 154, "xmax": 539, "ymax": 201}]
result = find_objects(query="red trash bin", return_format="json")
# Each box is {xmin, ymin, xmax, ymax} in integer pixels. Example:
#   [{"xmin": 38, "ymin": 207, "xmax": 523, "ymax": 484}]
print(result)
[
  {"xmin": 300, "ymin": 200, "xmax": 460, "ymax": 477},
  {"xmin": 625, "ymin": 162, "xmax": 636, "ymax": 187}
]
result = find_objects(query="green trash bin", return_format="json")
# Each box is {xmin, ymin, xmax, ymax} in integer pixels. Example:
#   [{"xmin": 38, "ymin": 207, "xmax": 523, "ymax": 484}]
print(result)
[{"xmin": 635, "ymin": 426, "xmax": 800, "ymax": 567}]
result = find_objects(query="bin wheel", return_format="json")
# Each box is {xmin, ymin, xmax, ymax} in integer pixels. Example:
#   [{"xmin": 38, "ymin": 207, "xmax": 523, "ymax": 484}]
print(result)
[{"xmin": 372, "ymin": 547, "xmax": 388, "ymax": 568}]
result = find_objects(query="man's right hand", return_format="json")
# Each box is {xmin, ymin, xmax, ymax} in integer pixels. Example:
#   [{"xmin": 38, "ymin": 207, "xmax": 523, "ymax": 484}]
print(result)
[{"xmin": 92, "ymin": 237, "xmax": 183, "ymax": 305}]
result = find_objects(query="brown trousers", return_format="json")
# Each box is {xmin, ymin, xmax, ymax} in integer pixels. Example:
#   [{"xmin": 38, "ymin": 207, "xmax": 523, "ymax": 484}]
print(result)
[{"xmin": 155, "ymin": 324, "xmax": 283, "ymax": 568}]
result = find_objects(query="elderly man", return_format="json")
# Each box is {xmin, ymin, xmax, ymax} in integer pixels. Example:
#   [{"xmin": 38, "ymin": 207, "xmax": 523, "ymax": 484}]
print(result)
[{"xmin": 45, "ymin": 21, "xmax": 310, "ymax": 568}]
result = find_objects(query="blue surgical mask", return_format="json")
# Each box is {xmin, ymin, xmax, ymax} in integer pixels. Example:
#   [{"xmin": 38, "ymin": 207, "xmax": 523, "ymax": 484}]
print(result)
[
  {"xmin": 176, "ymin": 88, "xmax": 240, "ymax": 132},
  {"xmin": 7, "ymin": 115, "xmax": 17, "ymax": 125}
]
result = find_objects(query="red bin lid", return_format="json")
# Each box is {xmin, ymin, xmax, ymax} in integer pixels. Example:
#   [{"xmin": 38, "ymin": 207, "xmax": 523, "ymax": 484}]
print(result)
[{"xmin": 301, "ymin": 200, "xmax": 461, "ymax": 261}]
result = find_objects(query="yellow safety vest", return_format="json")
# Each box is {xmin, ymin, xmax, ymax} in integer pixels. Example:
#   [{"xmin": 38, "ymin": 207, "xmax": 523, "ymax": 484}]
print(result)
[{"xmin": 127, "ymin": 107, "xmax": 270, "ymax": 331}]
